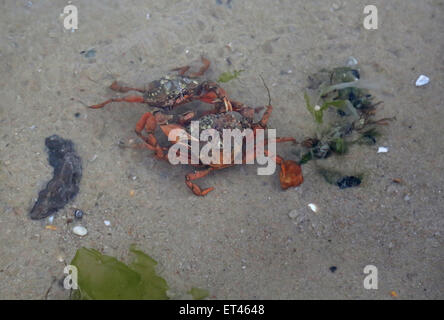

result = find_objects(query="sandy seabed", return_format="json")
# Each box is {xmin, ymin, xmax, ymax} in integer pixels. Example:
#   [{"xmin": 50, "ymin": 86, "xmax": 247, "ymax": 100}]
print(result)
[{"xmin": 0, "ymin": 0, "xmax": 443, "ymax": 299}]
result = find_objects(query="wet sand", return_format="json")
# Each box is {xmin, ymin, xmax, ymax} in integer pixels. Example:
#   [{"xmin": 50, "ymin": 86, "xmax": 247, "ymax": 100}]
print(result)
[{"xmin": 0, "ymin": 0, "xmax": 443, "ymax": 299}]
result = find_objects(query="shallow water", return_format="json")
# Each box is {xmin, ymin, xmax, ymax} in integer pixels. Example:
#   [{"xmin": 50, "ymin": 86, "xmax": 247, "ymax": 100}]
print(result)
[{"xmin": 0, "ymin": 0, "xmax": 443, "ymax": 299}]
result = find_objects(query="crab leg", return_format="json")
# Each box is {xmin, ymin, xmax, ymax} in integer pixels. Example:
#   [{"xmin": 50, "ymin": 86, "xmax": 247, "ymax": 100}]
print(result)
[
  {"xmin": 134, "ymin": 112, "xmax": 166, "ymax": 159},
  {"xmin": 185, "ymin": 168, "xmax": 215, "ymax": 196},
  {"xmin": 258, "ymin": 105, "xmax": 273, "ymax": 128},
  {"xmin": 89, "ymin": 95, "xmax": 144, "ymax": 109},
  {"xmin": 263, "ymin": 150, "xmax": 303, "ymax": 189},
  {"xmin": 109, "ymin": 81, "xmax": 145, "ymax": 93},
  {"xmin": 172, "ymin": 57, "xmax": 211, "ymax": 78}
]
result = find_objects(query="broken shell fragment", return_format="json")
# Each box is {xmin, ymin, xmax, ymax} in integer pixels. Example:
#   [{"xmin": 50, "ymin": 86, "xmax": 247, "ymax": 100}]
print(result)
[
  {"xmin": 72, "ymin": 225, "xmax": 87, "ymax": 236},
  {"xmin": 415, "ymin": 75, "xmax": 430, "ymax": 87},
  {"xmin": 308, "ymin": 203, "xmax": 318, "ymax": 213}
]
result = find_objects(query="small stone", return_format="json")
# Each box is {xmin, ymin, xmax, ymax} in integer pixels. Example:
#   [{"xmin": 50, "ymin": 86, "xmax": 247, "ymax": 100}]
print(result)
[
  {"xmin": 404, "ymin": 194, "xmax": 411, "ymax": 201},
  {"xmin": 72, "ymin": 225, "xmax": 87, "ymax": 236},
  {"xmin": 329, "ymin": 266, "xmax": 337, "ymax": 273},
  {"xmin": 415, "ymin": 75, "xmax": 430, "ymax": 87},
  {"xmin": 346, "ymin": 56, "xmax": 358, "ymax": 66},
  {"xmin": 74, "ymin": 209, "xmax": 83, "ymax": 219},
  {"xmin": 83, "ymin": 49, "xmax": 96, "ymax": 58},
  {"xmin": 308, "ymin": 203, "xmax": 318, "ymax": 213},
  {"xmin": 288, "ymin": 209, "xmax": 299, "ymax": 219}
]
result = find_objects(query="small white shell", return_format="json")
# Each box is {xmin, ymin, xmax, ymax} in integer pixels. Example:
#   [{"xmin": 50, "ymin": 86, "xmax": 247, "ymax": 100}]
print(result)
[
  {"xmin": 72, "ymin": 225, "xmax": 87, "ymax": 236},
  {"xmin": 308, "ymin": 203, "xmax": 318, "ymax": 213},
  {"xmin": 415, "ymin": 75, "xmax": 430, "ymax": 87}
]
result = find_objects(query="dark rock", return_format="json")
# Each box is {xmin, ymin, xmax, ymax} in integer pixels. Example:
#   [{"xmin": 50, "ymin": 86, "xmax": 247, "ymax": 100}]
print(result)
[
  {"xmin": 30, "ymin": 135, "xmax": 82, "ymax": 219},
  {"xmin": 336, "ymin": 176, "xmax": 361, "ymax": 189}
]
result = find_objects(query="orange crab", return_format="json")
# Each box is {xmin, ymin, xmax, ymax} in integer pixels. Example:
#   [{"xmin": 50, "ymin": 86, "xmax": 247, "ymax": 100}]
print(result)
[
  {"xmin": 129, "ymin": 102, "xmax": 303, "ymax": 196},
  {"xmin": 89, "ymin": 57, "xmax": 233, "ymax": 113}
]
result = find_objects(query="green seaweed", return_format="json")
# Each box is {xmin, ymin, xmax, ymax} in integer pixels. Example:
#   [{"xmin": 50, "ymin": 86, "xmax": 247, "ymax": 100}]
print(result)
[
  {"xmin": 355, "ymin": 128, "xmax": 381, "ymax": 145},
  {"xmin": 330, "ymin": 137, "xmax": 348, "ymax": 154},
  {"xmin": 299, "ymin": 152, "xmax": 313, "ymax": 165},
  {"xmin": 188, "ymin": 287, "xmax": 209, "ymax": 300},
  {"xmin": 304, "ymin": 92, "xmax": 348, "ymax": 124},
  {"xmin": 317, "ymin": 166, "xmax": 363, "ymax": 188},
  {"xmin": 217, "ymin": 70, "xmax": 244, "ymax": 83},
  {"xmin": 70, "ymin": 246, "xmax": 168, "ymax": 300}
]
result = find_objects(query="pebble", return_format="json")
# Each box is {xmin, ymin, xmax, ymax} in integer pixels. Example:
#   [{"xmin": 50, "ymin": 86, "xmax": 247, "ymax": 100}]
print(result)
[
  {"xmin": 288, "ymin": 209, "xmax": 299, "ymax": 219},
  {"xmin": 74, "ymin": 209, "xmax": 83, "ymax": 219},
  {"xmin": 82, "ymin": 49, "xmax": 96, "ymax": 58},
  {"xmin": 308, "ymin": 203, "xmax": 318, "ymax": 213},
  {"xmin": 72, "ymin": 225, "xmax": 87, "ymax": 236},
  {"xmin": 346, "ymin": 56, "xmax": 358, "ymax": 66},
  {"xmin": 404, "ymin": 194, "xmax": 411, "ymax": 201},
  {"xmin": 415, "ymin": 75, "xmax": 430, "ymax": 87}
]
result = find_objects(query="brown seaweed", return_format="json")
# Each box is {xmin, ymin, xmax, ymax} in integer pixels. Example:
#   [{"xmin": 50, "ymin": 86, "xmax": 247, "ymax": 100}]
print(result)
[{"xmin": 30, "ymin": 135, "xmax": 82, "ymax": 220}]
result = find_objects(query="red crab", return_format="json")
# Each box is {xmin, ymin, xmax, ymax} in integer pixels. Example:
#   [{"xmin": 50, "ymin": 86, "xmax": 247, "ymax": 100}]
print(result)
[
  {"xmin": 89, "ymin": 57, "xmax": 233, "ymax": 113},
  {"xmin": 129, "ymin": 102, "xmax": 303, "ymax": 196}
]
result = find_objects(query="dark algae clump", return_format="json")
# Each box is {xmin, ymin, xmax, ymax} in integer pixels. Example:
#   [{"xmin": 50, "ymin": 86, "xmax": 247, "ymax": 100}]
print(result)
[
  {"xmin": 29, "ymin": 135, "xmax": 82, "ymax": 219},
  {"xmin": 296, "ymin": 62, "xmax": 394, "ymax": 188}
]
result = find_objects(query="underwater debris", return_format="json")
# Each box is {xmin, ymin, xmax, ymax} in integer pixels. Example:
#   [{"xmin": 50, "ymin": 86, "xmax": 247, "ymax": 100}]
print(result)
[
  {"xmin": 30, "ymin": 135, "xmax": 82, "ymax": 220},
  {"xmin": 80, "ymin": 49, "xmax": 96, "ymax": 58},
  {"xmin": 70, "ymin": 245, "xmax": 208, "ymax": 300},
  {"xmin": 415, "ymin": 75, "xmax": 430, "ymax": 87},
  {"xmin": 217, "ymin": 69, "xmax": 243, "ymax": 83},
  {"xmin": 336, "ymin": 176, "xmax": 362, "ymax": 189},
  {"xmin": 72, "ymin": 225, "xmax": 88, "ymax": 237},
  {"xmin": 74, "ymin": 209, "xmax": 84, "ymax": 219},
  {"xmin": 298, "ymin": 63, "xmax": 394, "ymax": 166},
  {"xmin": 188, "ymin": 287, "xmax": 209, "ymax": 300},
  {"xmin": 317, "ymin": 166, "xmax": 363, "ymax": 189}
]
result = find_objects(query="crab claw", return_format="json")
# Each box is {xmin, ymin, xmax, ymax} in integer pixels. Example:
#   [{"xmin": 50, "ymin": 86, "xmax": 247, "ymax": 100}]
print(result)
[
  {"xmin": 160, "ymin": 124, "xmax": 199, "ymax": 146},
  {"xmin": 279, "ymin": 160, "xmax": 304, "ymax": 189}
]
